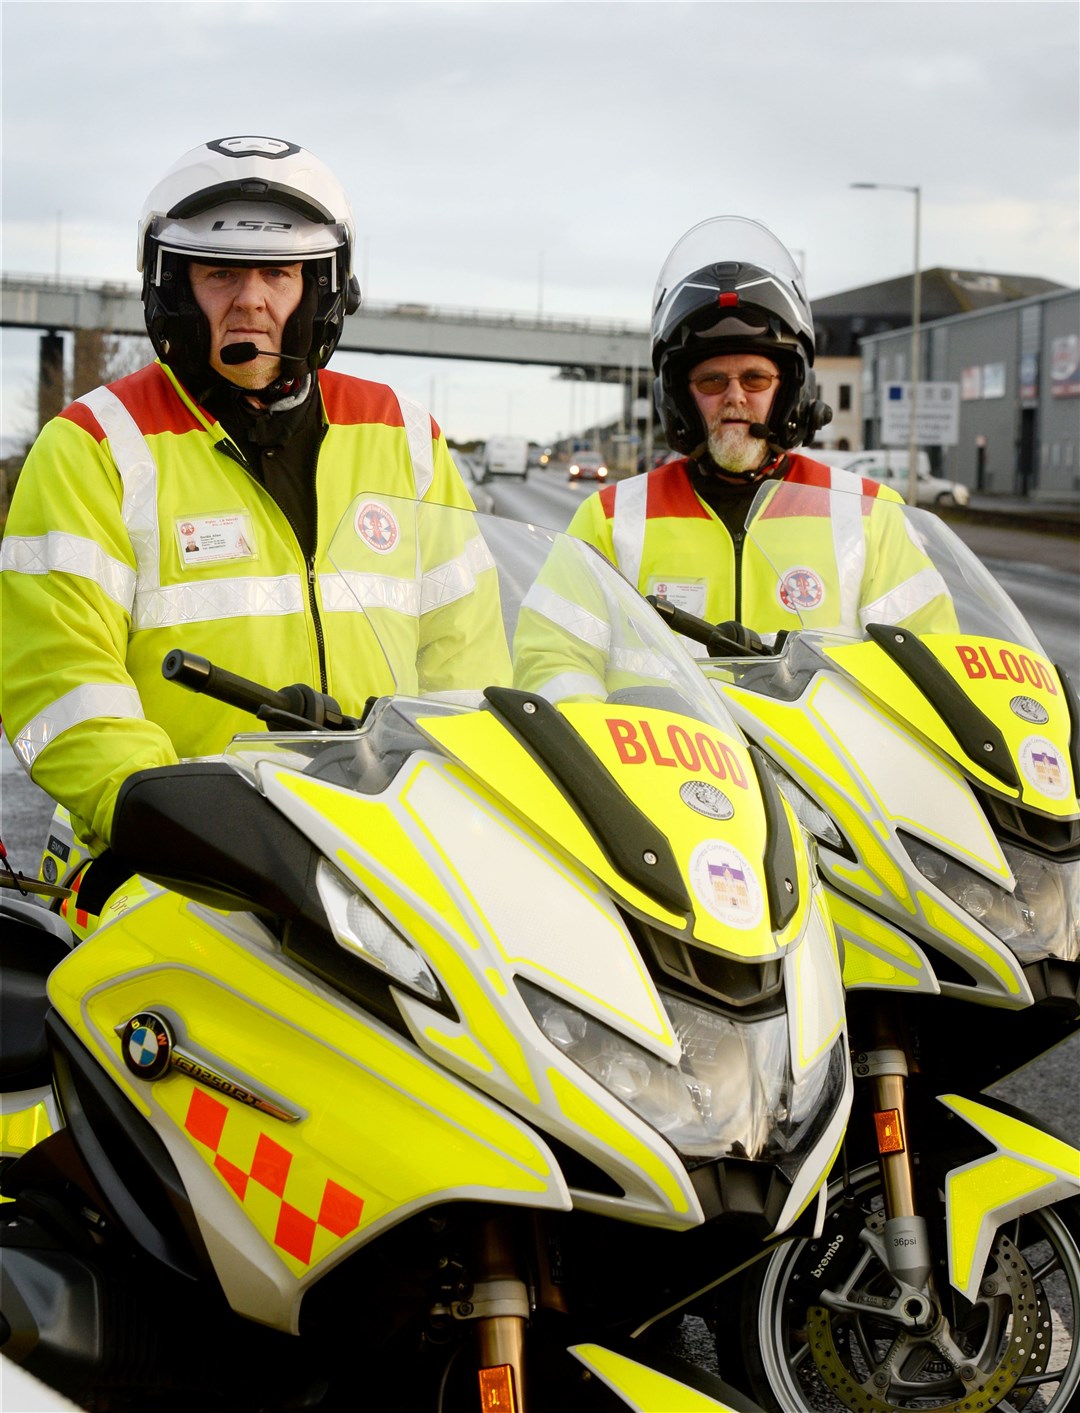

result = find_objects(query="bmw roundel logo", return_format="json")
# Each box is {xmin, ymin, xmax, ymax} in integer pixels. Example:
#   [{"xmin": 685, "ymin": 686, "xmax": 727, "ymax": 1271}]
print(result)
[{"xmin": 121, "ymin": 1012, "xmax": 174, "ymax": 1081}]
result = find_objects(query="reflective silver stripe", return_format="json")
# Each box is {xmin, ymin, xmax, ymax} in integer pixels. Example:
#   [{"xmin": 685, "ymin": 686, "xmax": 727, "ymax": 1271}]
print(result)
[
  {"xmin": 132, "ymin": 574, "xmax": 305, "ymax": 629},
  {"xmin": 321, "ymin": 571, "xmax": 421, "ymax": 616},
  {"xmin": 421, "ymin": 533, "xmax": 495, "ymax": 613},
  {"xmin": 12, "ymin": 684, "xmax": 144, "ymax": 767},
  {"xmin": 860, "ymin": 566, "xmax": 950, "ymax": 628},
  {"xmin": 78, "ymin": 387, "xmax": 162, "ymax": 610},
  {"xmin": 396, "ymin": 392, "xmax": 434, "ymax": 499},
  {"xmin": 0, "ymin": 531, "xmax": 136, "ymax": 611},
  {"xmin": 828, "ymin": 465, "xmax": 867, "ymax": 636},
  {"xmin": 610, "ymin": 475, "xmax": 648, "ymax": 588},
  {"xmin": 534, "ymin": 670, "xmax": 607, "ymax": 703},
  {"xmin": 521, "ymin": 583, "xmax": 612, "ymax": 652}
]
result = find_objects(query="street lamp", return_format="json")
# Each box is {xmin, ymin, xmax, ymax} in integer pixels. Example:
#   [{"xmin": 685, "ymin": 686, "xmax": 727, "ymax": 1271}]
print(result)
[{"xmin": 851, "ymin": 181, "xmax": 922, "ymax": 506}]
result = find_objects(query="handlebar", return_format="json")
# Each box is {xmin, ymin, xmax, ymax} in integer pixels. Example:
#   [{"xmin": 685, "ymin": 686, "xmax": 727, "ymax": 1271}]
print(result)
[
  {"xmin": 162, "ymin": 651, "xmax": 362, "ymax": 731},
  {"xmin": 645, "ymin": 598, "xmax": 774, "ymax": 658}
]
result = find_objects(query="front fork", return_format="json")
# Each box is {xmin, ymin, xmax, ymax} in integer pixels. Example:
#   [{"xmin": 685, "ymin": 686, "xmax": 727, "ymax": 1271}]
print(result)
[
  {"xmin": 453, "ymin": 1218, "xmax": 531, "ymax": 1412},
  {"xmin": 823, "ymin": 1009, "xmax": 936, "ymax": 1327}
]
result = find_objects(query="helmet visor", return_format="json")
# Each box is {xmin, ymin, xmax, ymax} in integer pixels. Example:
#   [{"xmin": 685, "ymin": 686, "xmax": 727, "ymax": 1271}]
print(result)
[{"xmin": 149, "ymin": 202, "xmax": 347, "ymax": 272}]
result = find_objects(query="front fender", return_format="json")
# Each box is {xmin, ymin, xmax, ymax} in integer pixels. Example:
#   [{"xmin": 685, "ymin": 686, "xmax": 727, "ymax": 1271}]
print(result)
[
  {"xmin": 939, "ymin": 1093, "xmax": 1080, "ymax": 1297},
  {"xmin": 569, "ymin": 1341, "xmax": 761, "ymax": 1411}
]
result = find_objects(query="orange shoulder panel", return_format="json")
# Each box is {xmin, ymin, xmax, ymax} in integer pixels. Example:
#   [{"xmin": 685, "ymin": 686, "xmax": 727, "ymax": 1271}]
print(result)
[{"xmin": 318, "ymin": 370, "xmax": 408, "ymax": 428}]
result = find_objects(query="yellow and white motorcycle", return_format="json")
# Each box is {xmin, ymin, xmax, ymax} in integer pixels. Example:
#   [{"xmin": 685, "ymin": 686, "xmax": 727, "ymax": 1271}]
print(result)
[
  {"xmin": 655, "ymin": 479, "xmax": 1080, "ymax": 1412},
  {"xmin": 1, "ymin": 497, "xmax": 851, "ymax": 1413}
]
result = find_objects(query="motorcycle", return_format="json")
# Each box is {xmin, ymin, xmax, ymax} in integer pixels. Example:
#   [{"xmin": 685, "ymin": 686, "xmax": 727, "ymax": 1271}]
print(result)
[
  {"xmin": 650, "ymin": 478, "xmax": 1080, "ymax": 1412},
  {"xmin": 0, "ymin": 495, "xmax": 853, "ymax": 1413}
]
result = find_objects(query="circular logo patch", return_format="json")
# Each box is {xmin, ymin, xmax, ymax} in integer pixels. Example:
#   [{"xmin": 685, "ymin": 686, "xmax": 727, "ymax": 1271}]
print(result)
[
  {"xmin": 689, "ymin": 840, "xmax": 764, "ymax": 930},
  {"xmin": 1018, "ymin": 736, "xmax": 1071, "ymax": 800},
  {"xmin": 680, "ymin": 780, "xmax": 734, "ymax": 821},
  {"xmin": 355, "ymin": 501, "xmax": 399, "ymax": 554},
  {"xmin": 778, "ymin": 567, "xmax": 825, "ymax": 614},
  {"xmin": 121, "ymin": 1011, "xmax": 174, "ymax": 1081},
  {"xmin": 1010, "ymin": 695, "xmax": 1049, "ymax": 726}
]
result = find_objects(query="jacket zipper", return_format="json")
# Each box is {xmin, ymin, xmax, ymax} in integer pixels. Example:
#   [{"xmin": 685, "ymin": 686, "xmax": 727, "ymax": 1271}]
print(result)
[
  {"xmin": 215, "ymin": 436, "xmax": 329, "ymax": 693},
  {"xmin": 732, "ymin": 527, "xmax": 745, "ymax": 623}
]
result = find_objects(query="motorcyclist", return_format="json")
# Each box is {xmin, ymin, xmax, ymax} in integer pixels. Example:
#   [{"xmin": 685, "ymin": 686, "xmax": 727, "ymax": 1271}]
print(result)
[
  {"xmin": 1, "ymin": 135, "xmax": 507, "ymax": 857},
  {"xmin": 563, "ymin": 217, "xmax": 954, "ymax": 649}
]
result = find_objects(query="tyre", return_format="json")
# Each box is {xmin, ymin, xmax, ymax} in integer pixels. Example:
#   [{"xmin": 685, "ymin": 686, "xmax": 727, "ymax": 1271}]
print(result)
[
  {"xmin": 936, "ymin": 491, "xmax": 957, "ymax": 508},
  {"xmin": 737, "ymin": 1161, "xmax": 1080, "ymax": 1411}
]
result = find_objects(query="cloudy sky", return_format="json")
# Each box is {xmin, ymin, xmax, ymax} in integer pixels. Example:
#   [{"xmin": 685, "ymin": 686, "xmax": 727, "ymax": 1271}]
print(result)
[{"xmin": 2, "ymin": 0, "xmax": 1077, "ymax": 447}]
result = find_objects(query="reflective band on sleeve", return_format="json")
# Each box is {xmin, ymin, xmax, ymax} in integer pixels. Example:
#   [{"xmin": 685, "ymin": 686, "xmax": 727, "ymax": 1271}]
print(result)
[
  {"xmin": 0, "ymin": 531, "xmax": 136, "ymax": 612},
  {"xmin": 534, "ymin": 670, "xmax": 608, "ymax": 703},
  {"xmin": 320, "ymin": 571, "xmax": 421, "ymax": 616},
  {"xmin": 859, "ymin": 566, "xmax": 951, "ymax": 628},
  {"xmin": 396, "ymin": 392, "xmax": 435, "ymax": 500},
  {"xmin": 78, "ymin": 387, "xmax": 162, "ymax": 605},
  {"xmin": 131, "ymin": 573, "xmax": 306, "ymax": 630},
  {"xmin": 421, "ymin": 533, "xmax": 495, "ymax": 613},
  {"xmin": 521, "ymin": 583, "xmax": 613, "ymax": 652},
  {"xmin": 610, "ymin": 475, "xmax": 649, "ymax": 589},
  {"xmin": 12, "ymin": 684, "xmax": 145, "ymax": 767},
  {"xmin": 828, "ymin": 466, "xmax": 866, "ymax": 636}
]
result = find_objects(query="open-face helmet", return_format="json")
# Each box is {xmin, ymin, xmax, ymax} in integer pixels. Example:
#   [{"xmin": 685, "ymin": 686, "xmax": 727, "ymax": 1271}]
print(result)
[
  {"xmin": 138, "ymin": 136, "xmax": 361, "ymax": 386},
  {"xmin": 651, "ymin": 216, "xmax": 831, "ymax": 455}
]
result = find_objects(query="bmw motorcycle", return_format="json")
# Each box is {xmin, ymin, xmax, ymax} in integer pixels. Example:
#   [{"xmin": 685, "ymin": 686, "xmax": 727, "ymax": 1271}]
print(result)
[
  {"xmin": 0, "ymin": 496, "xmax": 853, "ymax": 1413},
  {"xmin": 653, "ymin": 479, "xmax": 1080, "ymax": 1412}
]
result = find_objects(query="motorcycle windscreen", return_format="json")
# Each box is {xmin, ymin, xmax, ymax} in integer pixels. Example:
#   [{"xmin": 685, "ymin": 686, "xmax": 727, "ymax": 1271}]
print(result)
[{"xmin": 325, "ymin": 491, "xmax": 742, "ymax": 736}]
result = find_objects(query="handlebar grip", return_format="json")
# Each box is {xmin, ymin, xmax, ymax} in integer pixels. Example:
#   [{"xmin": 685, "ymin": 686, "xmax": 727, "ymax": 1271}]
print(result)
[
  {"xmin": 645, "ymin": 595, "xmax": 716, "ymax": 648},
  {"xmin": 161, "ymin": 650, "xmax": 292, "ymax": 718}
]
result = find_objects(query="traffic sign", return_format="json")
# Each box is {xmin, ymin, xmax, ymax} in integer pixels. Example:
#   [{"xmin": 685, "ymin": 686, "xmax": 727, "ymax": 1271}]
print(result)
[{"xmin": 881, "ymin": 382, "xmax": 960, "ymax": 446}]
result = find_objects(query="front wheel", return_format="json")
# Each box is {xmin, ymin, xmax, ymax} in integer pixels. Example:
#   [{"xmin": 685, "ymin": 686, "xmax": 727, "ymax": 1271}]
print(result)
[{"xmin": 738, "ymin": 1162, "xmax": 1080, "ymax": 1412}]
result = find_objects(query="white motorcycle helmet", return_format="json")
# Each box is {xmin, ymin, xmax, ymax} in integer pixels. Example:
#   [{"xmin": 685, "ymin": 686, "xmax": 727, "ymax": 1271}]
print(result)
[
  {"xmin": 651, "ymin": 216, "xmax": 831, "ymax": 456},
  {"xmin": 138, "ymin": 136, "xmax": 361, "ymax": 383}
]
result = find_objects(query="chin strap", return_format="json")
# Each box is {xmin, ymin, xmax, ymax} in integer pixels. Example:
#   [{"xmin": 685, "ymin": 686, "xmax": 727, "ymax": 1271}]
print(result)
[{"xmin": 694, "ymin": 449, "xmax": 787, "ymax": 485}]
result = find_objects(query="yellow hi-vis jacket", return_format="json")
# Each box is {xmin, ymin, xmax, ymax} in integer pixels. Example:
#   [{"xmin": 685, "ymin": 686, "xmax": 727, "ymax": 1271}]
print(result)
[
  {"xmin": 565, "ymin": 454, "xmax": 954, "ymax": 642},
  {"xmin": 512, "ymin": 454, "xmax": 956, "ymax": 705},
  {"xmin": 1, "ymin": 361, "xmax": 507, "ymax": 851}
]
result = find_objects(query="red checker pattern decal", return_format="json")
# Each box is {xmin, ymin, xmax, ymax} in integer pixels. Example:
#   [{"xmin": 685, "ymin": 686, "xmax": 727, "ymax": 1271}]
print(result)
[{"xmin": 182, "ymin": 1090, "xmax": 364, "ymax": 1266}]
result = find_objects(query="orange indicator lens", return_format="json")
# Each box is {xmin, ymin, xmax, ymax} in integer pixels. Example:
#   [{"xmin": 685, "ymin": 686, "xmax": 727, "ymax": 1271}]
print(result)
[
  {"xmin": 874, "ymin": 1108, "xmax": 905, "ymax": 1154},
  {"xmin": 478, "ymin": 1364, "xmax": 517, "ymax": 1412}
]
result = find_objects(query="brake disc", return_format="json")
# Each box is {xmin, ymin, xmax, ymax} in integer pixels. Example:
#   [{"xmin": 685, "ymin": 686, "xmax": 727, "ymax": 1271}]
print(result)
[{"xmin": 805, "ymin": 1228, "xmax": 1040, "ymax": 1411}]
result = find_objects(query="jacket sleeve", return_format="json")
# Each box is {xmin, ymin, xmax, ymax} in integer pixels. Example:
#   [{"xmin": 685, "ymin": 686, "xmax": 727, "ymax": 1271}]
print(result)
[
  {"xmin": 860, "ymin": 500, "xmax": 959, "ymax": 634},
  {"xmin": 0, "ymin": 413, "xmax": 179, "ymax": 852}
]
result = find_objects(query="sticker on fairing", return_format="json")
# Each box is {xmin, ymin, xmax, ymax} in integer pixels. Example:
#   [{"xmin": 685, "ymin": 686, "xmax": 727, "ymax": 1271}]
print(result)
[
  {"xmin": 646, "ymin": 577, "xmax": 707, "ymax": 618},
  {"xmin": 175, "ymin": 513, "xmax": 256, "ymax": 566},
  {"xmin": 778, "ymin": 566, "xmax": 825, "ymax": 613},
  {"xmin": 1010, "ymin": 695, "xmax": 1050, "ymax": 725},
  {"xmin": 1018, "ymin": 736, "xmax": 1071, "ymax": 799},
  {"xmin": 355, "ymin": 501, "xmax": 400, "ymax": 554},
  {"xmin": 689, "ymin": 839, "xmax": 764, "ymax": 929}
]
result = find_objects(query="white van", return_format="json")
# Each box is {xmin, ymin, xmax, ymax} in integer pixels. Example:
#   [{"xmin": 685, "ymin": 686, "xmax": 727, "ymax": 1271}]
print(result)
[
  {"xmin": 480, "ymin": 436, "xmax": 529, "ymax": 481},
  {"xmin": 817, "ymin": 450, "xmax": 969, "ymax": 508}
]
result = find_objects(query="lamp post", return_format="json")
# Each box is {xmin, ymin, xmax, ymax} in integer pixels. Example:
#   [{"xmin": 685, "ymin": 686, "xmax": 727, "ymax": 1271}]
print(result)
[{"xmin": 851, "ymin": 182, "xmax": 922, "ymax": 506}]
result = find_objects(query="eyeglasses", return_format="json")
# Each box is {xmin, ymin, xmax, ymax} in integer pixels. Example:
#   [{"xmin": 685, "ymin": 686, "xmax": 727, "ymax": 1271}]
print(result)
[{"xmin": 689, "ymin": 370, "xmax": 779, "ymax": 396}]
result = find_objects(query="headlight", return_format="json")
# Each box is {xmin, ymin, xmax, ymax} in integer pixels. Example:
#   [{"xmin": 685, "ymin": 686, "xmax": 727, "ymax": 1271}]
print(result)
[
  {"xmin": 902, "ymin": 833, "xmax": 1080, "ymax": 963},
  {"xmin": 519, "ymin": 977, "xmax": 846, "ymax": 1165},
  {"xmin": 316, "ymin": 861, "xmax": 442, "ymax": 999}
]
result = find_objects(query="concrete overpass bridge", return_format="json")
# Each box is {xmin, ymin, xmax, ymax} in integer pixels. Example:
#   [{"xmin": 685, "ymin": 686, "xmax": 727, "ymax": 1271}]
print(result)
[{"xmin": 2, "ymin": 272, "xmax": 652, "ymax": 432}]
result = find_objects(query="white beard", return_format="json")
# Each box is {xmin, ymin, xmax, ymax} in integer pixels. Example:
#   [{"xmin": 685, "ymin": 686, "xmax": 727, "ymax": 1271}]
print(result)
[{"xmin": 705, "ymin": 418, "xmax": 770, "ymax": 473}]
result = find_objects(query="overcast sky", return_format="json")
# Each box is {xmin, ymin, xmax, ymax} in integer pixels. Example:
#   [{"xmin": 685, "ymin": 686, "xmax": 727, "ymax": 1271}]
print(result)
[{"xmin": 2, "ymin": 0, "xmax": 1077, "ymax": 447}]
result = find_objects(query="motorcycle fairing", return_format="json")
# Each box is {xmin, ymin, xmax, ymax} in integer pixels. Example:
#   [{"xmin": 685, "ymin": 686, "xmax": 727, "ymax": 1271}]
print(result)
[
  {"xmin": 938, "ymin": 1093, "xmax": 1080, "ymax": 1298},
  {"xmin": 568, "ymin": 1341, "xmax": 762, "ymax": 1411},
  {"xmin": 416, "ymin": 702, "xmax": 807, "ymax": 960},
  {"xmin": 46, "ymin": 889, "xmax": 573, "ymax": 1331},
  {"xmin": 825, "ymin": 635, "xmax": 1077, "ymax": 818},
  {"xmin": 823, "ymin": 886, "xmax": 940, "ymax": 993}
]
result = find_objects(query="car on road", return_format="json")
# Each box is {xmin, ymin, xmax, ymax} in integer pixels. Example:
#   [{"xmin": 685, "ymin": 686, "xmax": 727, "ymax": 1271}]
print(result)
[
  {"xmin": 568, "ymin": 452, "xmax": 608, "ymax": 482},
  {"xmin": 818, "ymin": 450, "xmax": 970, "ymax": 508},
  {"xmin": 480, "ymin": 436, "xmax": 529, "ymax": 481}
]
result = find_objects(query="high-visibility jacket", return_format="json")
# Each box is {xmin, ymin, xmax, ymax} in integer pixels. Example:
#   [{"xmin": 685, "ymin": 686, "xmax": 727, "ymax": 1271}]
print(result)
[
  {"xmin": 565, "ymin": 454, "xmax": 954, "ymax": 645},
  {"xmin": 1, "ymin": 361, "xmax": 507, "ymax": 851}
]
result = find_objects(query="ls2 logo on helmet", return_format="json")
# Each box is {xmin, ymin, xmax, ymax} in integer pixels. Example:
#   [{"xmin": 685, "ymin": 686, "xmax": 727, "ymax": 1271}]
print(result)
[{"xmin": 208, "ymin": 136, "xmax": 300, "ymax": 160}]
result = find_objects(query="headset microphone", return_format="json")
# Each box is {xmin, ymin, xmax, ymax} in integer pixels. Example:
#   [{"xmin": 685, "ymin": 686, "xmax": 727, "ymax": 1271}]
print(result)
[
  {"xmin": 748, "ymin": 423, "xmax": 773, "ymax": 440},
  {"xmin": 220, "ymin": 343, "xmax": 309, "ymax": 366}
]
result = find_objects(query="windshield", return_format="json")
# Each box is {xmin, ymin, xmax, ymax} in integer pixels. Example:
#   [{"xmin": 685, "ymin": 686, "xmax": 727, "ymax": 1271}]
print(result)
[
  {"xmin": 732, "ymin": 477, "xmax": 1044, "ymax": 649},
  {"xmin": 323, "ymin": 492, "xmax": 739, "ymax": 733}
]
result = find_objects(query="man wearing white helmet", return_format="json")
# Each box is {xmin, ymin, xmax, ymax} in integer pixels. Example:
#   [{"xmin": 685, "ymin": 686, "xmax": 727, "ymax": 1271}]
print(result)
[
  {"xmin": 563, "ymin": 217, "xmax": 953, "ymax": 651},
  {"xmin": 1, "ymin": 136, "xmax": 505, "ymax": 858}
]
